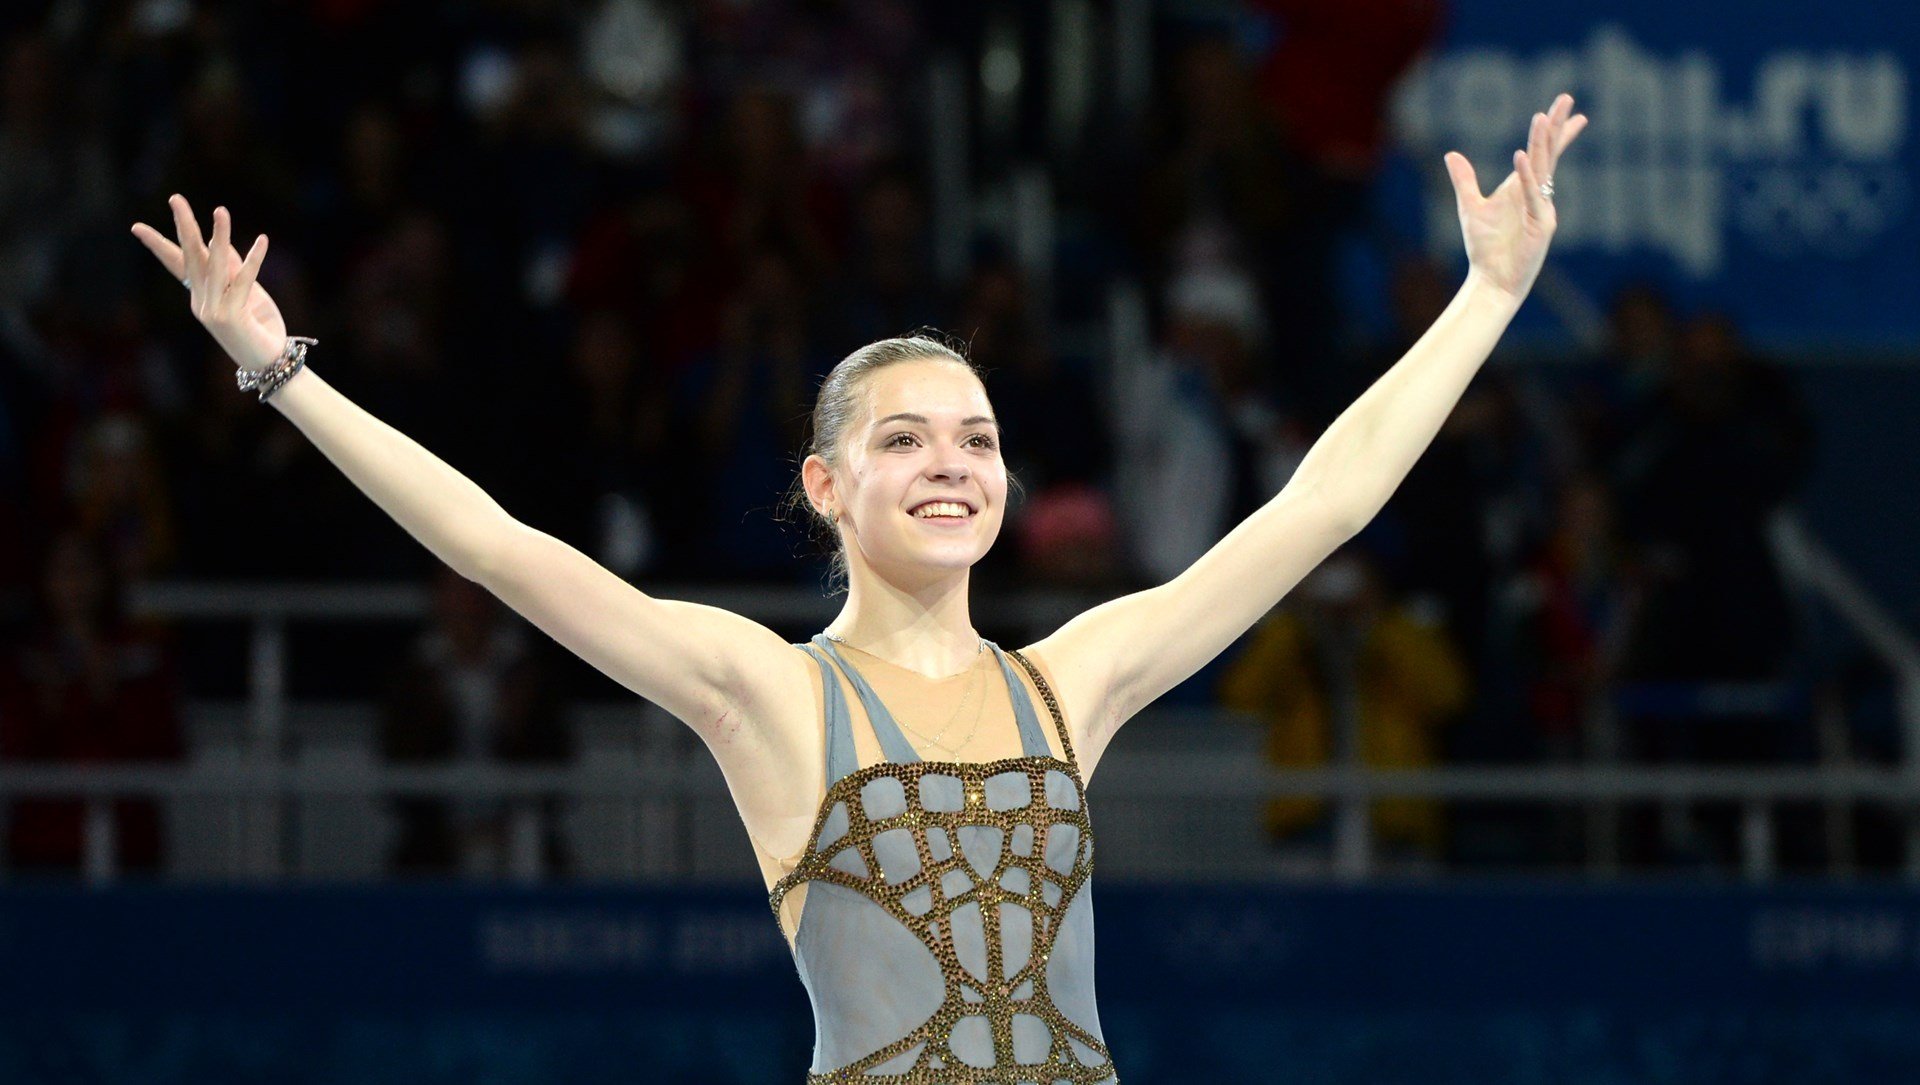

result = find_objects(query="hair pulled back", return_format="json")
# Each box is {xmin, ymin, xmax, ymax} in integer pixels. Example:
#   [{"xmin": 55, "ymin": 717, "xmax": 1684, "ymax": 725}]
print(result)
[{"xmin": 782, "ymin": 331, "xmax": 1006, "ymax": 594}]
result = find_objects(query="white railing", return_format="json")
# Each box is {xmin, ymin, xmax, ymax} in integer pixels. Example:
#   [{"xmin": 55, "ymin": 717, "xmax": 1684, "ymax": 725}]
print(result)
[
  {"xmin": 1, "ymin": 506, "xmax": 1912, "ymax": 887},
  {"xmin": 2, "ymin": 756, "xmax": 1914, "ymax": 884}
]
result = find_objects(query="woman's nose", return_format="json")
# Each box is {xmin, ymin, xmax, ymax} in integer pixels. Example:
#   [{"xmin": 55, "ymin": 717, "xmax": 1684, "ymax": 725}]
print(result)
[{"xmin": 927, "ymin": 455, "xmax": 970, "ymax": 481}]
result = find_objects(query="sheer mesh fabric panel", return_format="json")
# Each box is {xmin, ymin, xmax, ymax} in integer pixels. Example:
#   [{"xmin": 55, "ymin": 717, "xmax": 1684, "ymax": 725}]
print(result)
[{"xmin": 773, "ymin": 644, "xmax": 1116, "ymax": 1083}]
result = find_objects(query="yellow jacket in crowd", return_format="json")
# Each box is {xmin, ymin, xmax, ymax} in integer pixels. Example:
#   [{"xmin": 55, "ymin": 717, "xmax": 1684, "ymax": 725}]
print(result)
[{"xmin": 1219, "ymin": 603, "xmax": 1470, "ymax": 853}]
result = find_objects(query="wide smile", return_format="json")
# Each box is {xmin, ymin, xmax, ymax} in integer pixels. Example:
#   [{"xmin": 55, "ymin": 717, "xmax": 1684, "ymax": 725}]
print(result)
[{"xmin": 907, "ymin": 499, "xmax": 977, "ymax": 526}]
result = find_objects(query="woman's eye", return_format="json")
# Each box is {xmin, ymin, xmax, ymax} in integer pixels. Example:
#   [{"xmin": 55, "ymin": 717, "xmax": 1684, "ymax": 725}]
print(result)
[{"xmin": 884, "ymin": 432, "xmax": 995, "ymax": 449}]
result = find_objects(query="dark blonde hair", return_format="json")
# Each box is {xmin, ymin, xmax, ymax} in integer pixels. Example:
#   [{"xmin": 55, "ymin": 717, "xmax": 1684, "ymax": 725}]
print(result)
[{"xmin": 782, "ymin": 331, "xmax": 1020, "ymax": 593}]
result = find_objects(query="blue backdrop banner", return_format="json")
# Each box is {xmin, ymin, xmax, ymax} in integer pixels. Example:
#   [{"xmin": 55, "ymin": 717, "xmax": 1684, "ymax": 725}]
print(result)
[
  {"xmin": 1380, "ymin": 2, "xmax": 1919, "ymax": 352},
  {"xmin": 4, "ymin": 883, "xmax": 1919, "ymax": 1082}
]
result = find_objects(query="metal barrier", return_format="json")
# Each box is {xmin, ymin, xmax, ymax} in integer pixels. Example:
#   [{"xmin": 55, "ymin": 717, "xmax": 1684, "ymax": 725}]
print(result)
[
  {"xmin": 2, "ymin": 756, "xmax": 1914, "ymax": 884},
  {"xmin": 1, "ymin": 505, "xmax": 1913, "ymax": 886}
]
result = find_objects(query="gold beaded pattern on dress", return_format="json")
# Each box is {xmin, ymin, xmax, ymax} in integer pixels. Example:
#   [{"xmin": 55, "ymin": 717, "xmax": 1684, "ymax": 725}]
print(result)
[{"xmin": 770, "ymin": 649, "xmax": 1117, "ymax": 1084}]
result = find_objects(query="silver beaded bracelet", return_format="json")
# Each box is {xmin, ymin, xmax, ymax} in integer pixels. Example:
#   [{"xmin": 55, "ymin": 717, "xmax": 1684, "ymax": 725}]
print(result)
[{"xmin": 236, "ymin": 336, "xmax": 317, "ymax": 403}]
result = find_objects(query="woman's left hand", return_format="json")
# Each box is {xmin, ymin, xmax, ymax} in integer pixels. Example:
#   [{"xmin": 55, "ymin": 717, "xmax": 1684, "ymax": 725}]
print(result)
[{"xmin": 1444, "ymin": 93, "xmax": 1589, "ymax": 303}]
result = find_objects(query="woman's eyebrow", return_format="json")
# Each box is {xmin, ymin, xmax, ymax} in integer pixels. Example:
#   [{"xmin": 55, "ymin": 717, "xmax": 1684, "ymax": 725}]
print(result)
[{"xmin": 873, "ymin": 412, "xmax": 999, "ymax": 428}]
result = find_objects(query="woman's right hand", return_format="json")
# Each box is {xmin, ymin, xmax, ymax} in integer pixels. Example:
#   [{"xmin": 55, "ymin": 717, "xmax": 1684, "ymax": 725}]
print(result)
[{"xmin": 130, "ymin": 195, "xmax": 287, "ymax": 372}]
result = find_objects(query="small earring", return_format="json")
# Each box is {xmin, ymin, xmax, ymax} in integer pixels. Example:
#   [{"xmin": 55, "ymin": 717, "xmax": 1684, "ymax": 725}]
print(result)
[{"xmin": 827, "ymin": 508, "xmax": 839, "ymax": 525}]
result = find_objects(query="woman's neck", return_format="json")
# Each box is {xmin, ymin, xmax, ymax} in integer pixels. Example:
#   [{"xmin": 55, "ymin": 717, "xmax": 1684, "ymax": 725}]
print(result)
[{"xmin": 825, "ymin": 564, "xmax": 979, "ymax": 679}]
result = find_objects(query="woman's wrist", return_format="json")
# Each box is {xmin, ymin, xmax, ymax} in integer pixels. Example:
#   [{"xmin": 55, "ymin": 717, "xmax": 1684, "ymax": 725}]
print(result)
[
  {"xmin": 263, "ymin": 362, "xmax": 317, "ymax": 412},
  {"xmin": 1462, "ymin": 266, "xmax": 1529, "ymax": 318},
  {"xmin": 237, "ymin": 336, "xmax": 317, "ymax": 403}
]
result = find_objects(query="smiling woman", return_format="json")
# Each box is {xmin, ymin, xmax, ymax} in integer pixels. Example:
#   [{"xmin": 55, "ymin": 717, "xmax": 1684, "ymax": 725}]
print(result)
[
  {"xmin": 780, "ymin": 334, "xmax": 1017, "ymax": 598},
  {"xmin": 130, "ymin": 90, "xmax": 1585, "ymax": 1084},
  {"xmin": 745, "ymin": 333, "xmax": 1135, "ymax": 1079}
]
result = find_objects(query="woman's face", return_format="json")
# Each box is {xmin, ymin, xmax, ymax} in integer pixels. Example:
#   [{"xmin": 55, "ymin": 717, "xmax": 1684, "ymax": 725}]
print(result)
[{"xmin": 827, "ymin": 360, "xmax": 1008, "ymax": 581}]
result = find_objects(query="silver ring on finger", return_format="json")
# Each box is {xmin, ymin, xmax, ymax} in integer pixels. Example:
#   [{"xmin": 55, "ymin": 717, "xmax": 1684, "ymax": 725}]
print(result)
[
  {"xmin": 1539, "ymin": 176, "xmax": 1555, "ymax": 201},
  {"xmin": 182, "ymin": 276, "xmax": 192, "ymax": 289}
]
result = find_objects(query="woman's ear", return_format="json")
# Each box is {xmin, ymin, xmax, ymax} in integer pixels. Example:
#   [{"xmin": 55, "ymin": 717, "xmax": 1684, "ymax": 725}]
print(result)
[{"xmin": 801, "ymin": 453, "xmax": 835, "ymax": 516}]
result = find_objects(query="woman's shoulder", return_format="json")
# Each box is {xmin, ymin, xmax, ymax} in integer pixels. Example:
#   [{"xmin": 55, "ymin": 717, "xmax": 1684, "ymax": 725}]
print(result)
[
  {"xmin": 692, "ymin": 638, "xmax": 825, "ymax": 754},
  {"xmin": 1007, "ymin": 640, "xmax": 1061, "ymax": 689}
]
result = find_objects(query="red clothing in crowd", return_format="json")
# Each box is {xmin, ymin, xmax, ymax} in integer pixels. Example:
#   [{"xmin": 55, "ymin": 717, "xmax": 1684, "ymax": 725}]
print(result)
[
  {"xmin": 1250, "ymin": 0, "xmax": 1447, "ymax": 176},
  {"xmin": 0, "ymin": 625, "xmax": 183, "ymax": 871}
]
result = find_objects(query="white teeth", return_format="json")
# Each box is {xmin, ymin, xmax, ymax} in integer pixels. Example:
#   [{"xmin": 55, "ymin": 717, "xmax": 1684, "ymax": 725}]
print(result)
[{"xmin": 913, "ymin": 502, "xmax": 970, "ymax": 518}]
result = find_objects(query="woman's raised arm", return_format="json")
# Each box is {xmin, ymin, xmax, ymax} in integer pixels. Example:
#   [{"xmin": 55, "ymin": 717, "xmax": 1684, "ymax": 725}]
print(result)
[
  {"xmin": 131, "ymin": 196, "xmax": 801, "ymax": 736},
  {"xmin": 1028, "ymin": 95, "xmax": 1589, "ymax": 773}
]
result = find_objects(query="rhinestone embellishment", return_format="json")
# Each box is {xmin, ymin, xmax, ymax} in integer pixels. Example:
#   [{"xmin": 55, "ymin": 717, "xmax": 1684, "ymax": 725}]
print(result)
[{"xmin": 771, "ymin": 649, "xmax": 1115, "ymax": 1083}]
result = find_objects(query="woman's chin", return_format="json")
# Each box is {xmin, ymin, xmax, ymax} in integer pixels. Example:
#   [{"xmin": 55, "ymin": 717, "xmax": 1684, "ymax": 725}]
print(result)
[{"xmin": 867, "ymin": 539, "xmax": 989, "ymax": 577}]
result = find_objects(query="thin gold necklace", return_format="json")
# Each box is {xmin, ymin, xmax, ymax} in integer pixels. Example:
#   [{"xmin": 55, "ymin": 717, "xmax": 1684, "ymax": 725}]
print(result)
[
  {"xmin": 823, "ymin": 631, "xmax": 987, "ymax": 757},
  {"xmin": 900, "ymin": 655, "xmax": 984, "ymax": 756}
]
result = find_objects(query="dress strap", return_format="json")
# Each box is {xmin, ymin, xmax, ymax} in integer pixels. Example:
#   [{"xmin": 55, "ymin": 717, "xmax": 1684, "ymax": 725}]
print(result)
[
  {"xmin": 985, "ymin": 642, "xmax": 1055, "ymax": 760},
  {"xmin": 1004, "ymin": 647, "xmax": 1078, "ymax": 772},
  {"xmin": 797, "ymin": 642, "xmax": 860, "ymax": 787},
  {"xmin": 811, "ymin": 635, "xmax": 923, "ymax": 767}
]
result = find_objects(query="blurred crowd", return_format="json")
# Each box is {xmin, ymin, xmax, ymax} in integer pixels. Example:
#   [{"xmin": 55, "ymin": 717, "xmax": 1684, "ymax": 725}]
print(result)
[{"xmin": 0, "ymin": 1, "xmax": 1841, "ymax": 878}]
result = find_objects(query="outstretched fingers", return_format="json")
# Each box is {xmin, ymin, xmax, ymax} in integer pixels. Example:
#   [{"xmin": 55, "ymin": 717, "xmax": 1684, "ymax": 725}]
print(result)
[
  {"xmin": 207, "ymin": 207, "xmax": 233, "ymax": 306},
  {"xmin": 1539, "ymin": 94, "xmax": 1588, "ymax": 179},
  {"xmin": 1443, "ymin": 151, "xmax": 1482, "ymax": 209},
  {"xmin": 1553, "ymin": 112, "xmax": 1590, "ymax": 172},
  {"xmin": 170, "ymin": 194, "xmax": 208, "ymax": 289},
  {"xmin": 135, "ymin": 199, "xmax": 260, "ymax": 316},
  {"xmin": 1526, "ymin": 111, "xmax": 1548, "ymax": 179},
  {"xmin": 231, "ymin": 233, "xmax": 269, "ymax": 302},
  {"xmin": 130, "ymin": 222, "xmax": 186, "ymax": 281},
  {"xmin": 1515, "ymin": 148, "xmax": 1549, "ymax": 221}
]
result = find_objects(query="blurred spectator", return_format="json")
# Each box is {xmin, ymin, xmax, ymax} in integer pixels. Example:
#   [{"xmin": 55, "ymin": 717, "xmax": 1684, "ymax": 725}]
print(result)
[
  {"xmin": 324, "ymin": 208, "xmax": 499, "ymax": 577},
  {"xmin": 529, "ymin": 308, "xmax": 694, "ymax": 579},
  {"xmin": 1220, "ymin": 551, "xmax": 1469, "ymax": 859},
  {"xmin": 693, "ymin": 0, "xmax": 923, "ymax": 183},
  {"xmin": 66, "ymin": 411, "xmax": 178, "ymax": 581},
  {"xmin": 1111, "ymin": 261, "xmax": 1309, "ymax": 585},
  {"xmin": 964, "ymin": 259, "xmax": 1110, "ymax": 492},
  {"xmin": 1015, "ymin": 482, "xmax": 1122, "ymax": 588},
  {"xmin": 158, "ymin": 56, "xmax": 299, "ymax": 240},
  {"xmin": 0, "ymin": 30, "xmax": 119, "ymax": 311},
  {"xmin": 0, "ymin": 528, "xmax": 182, "ymax": 875},
  {"xmin": 578, "ymin": 0, "xmax": 688, "ymax": 163},
  {"xmin": 301, "ymin": 102, "xmax": 416, "ymax": 285},
  {"xmin": 1130, "ymin": 34, "xmax": 1302, "ymax": 316},
  {"xmin": 14, "ymin": 301, "xmax": 186, "ymax": 554},
  {"xmin": 340, "ymin": 209, "xmax": 461, "ymax": 388},
  {"xmin": 826, "ymin": 164, "xmax": 943, "ymax": 345},
  {"xmin": 681, "ymin": 85, "xmax": 843, "ymax": 282},
  {"xmin": 470, "ymin": 38, "xmax": 600, "ymax": 307},
  {"xmin": 1373, "ymin": 370, "xmax": 1552, "ymax": 686},
  {"xmin": 1504, "ymin": 474, "xmax": 1637, "ymax": 761},
  {"xmin": 1564, "ymin": 282, "xmax": 1677, "ymax": 476},
  {"xmin": 684, "ymin": 246, "xmax": 827, "ymax": 580},
  {"xmin": 1615, "ymin": 312, "xmax": 1815, "ymax": 688},
  {"xmin": 1246, "ymin": 0, "xmax": 1443, "ymax": 385},
  {"xmin": 567, "ymin": 188, "xmax": 728, "ymax": 379},
  {"xmin": 1486, "ymin": 473, "xmax": 1637, "ymax": 863},
  {"xmin": 165, "ymin": 336, "xmax": 322, "ymax": 578},
  {"xmin": 1318, "ymin": 252, "xmax": 1452, "ymax": 426},
  {"xmin": 1612, "ymin": 312, "xmax": 1816, "ymax": 864},
  {"xmin": 379, "ymin": 567, "xmax": 568, "ymax": 878},
  {"xmin": 1249, "ymin": 0, "xmax": 1444, "ymax": 181}
]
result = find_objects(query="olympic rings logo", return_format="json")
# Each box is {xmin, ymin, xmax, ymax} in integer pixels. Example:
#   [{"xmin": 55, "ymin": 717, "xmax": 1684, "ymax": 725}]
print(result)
[{"xmin": 1730, "ymin": 164, "xmax": 1911, "ymax": 258}]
